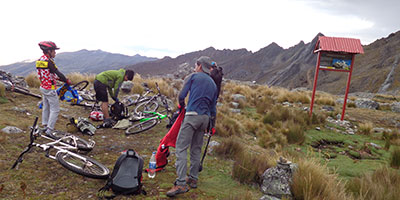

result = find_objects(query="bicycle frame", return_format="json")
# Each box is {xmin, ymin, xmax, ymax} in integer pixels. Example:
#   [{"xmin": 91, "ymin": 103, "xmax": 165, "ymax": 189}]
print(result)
[
  {"xmin": 138, "ymin": 111, "xmax": 168, "ymax": 122},
  {"xmin": 11, "ymin": 117, "xmax": 95, "ymax": 169}
]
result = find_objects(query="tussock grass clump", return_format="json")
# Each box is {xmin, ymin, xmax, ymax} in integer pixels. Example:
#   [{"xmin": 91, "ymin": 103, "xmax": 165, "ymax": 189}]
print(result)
[
  {"xmin": 243, "ymin": 120, "xmax": 263, "ymax": 135},
  {"xmin": 291, "ymin": 158, "xmax": 349, "ymax": 200},
  {"xmin": 227, "ymin": 191, "xmax": 254, "ymax": 200},
  {"xmin": 315, "ymin": 96, "xmax": 336, "ymax": 106},
  {"xmin": 215, "ymin": 116, "xmax": 243, "ymax": 137},
  {"xmin": 390, "ymin": 147, "xmax": 400, "ymax": 169},
  {"xmin": 258, "ymin": 130, "xmax": 287, "ymax": 150},
  {"xmin": 232, "ymin": 152, "xmax": 273, "ymax": 184},
  {"xmin": 276, "ymin": 89, "xmax": 310, "ymax": 104},
  {"xmin": 347, "ymin": 102, "xmax": 357, "ymax": 108},
  {"xmin": 358, "ymin": 122, "xmax": 373, "ymax": 135},
  {"xmin": 255, "ymin": 96, "xmax": 274, "ymax": 114},
  {"xmin": 25, "ymin": 72, "xmax": 40, "ymax": 88},
  {"xmin": 0, "ymin": 83, "xmax": 6, "ymax": 97},
  {"xmin": 282, "ymin": 121, "xmax": 305, "ymax": 144},
  {"xmin": 346, "ymin": 167, "xmax": 400, "ymax": 200},
  {"xmin": 262, "ymin": 105, "xmax": 290, "ymax": 125},
  {"xmin": 214, "ymin": 136, "xmax": 244, "ymax": 159}
]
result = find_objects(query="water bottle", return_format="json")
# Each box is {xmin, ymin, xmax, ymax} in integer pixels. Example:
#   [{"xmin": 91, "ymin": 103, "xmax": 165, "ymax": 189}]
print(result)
[{"xmin": 148, "ymin": 151, "xmax": 156, "ymax": 178}]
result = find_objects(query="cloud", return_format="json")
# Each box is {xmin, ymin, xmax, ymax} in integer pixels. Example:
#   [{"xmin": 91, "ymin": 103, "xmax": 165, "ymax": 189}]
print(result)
[{"xmin": 0, "ymin": 0, "xmax": 399, "ymax": 65}]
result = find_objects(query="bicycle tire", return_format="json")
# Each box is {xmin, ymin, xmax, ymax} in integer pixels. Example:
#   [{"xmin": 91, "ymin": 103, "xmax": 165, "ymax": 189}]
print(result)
[
  {"xmin": 125, "ymin": 118, "xmax": 158, "ymax": 135},
  {"xmin": 134, "ymin": 101, "xmax": 159, "ymax": 116},
  {"xmin": 72, "ymin": 81, "xmax": 89, "ymax": 91},
  {"xmin": 56, "ymin": 152, "xmax": 110, "ymax": 179},
  {"xmin": 47, "ymin": 131, "xmax": 93, "ymax": 152}
]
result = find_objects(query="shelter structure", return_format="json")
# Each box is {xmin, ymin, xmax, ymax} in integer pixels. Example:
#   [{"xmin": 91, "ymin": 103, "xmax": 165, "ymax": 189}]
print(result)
[{"xmin": 310, "ymin": 36, "xmax": 364, "ymax": 120}]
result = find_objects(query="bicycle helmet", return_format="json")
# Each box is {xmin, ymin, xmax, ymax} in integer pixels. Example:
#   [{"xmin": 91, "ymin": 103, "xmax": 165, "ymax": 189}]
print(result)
[
  {"xmin": 38, "ymin": 41, "xmax": 60, "ymax": 51},
  {"xmin": 90, "ymin": 111, "xmax": 104, "ymax": 121}
]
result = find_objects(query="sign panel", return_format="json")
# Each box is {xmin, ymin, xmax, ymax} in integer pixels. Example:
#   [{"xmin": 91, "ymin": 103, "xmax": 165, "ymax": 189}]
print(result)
[{"xmin": 319, "ymin": 52, "xmax": 353, "ymax": 70}]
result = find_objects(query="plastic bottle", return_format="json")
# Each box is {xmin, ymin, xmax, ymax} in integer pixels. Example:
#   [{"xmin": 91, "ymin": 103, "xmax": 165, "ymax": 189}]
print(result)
[{"xmin": 148, "ymin": 151, "xmax": 156, "ymax": 178}]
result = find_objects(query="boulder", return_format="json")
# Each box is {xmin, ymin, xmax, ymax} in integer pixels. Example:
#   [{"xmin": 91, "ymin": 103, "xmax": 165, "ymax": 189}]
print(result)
[
  {"xmin": 261, "ymin": 157, "xmax": 297, "ymax": 199},
  {"xmin": 121, "ymin": 81, "xmax": 134, "ymax": 93},
  {"xmin": 391, "ymin": 102, "xmax": 400, "ymax": 113},
  {"xmin": 2, "ymin": 126, "xmax": 23, "ymax": 134},
  {"xmin": 355, "ymin": 98, "xmax": 379, "ymax": 110},
  {"xmin": 231, "ymin": 102, "xmax": 239, "ymax": 109},
  {"xmin": 230, "ymin": 108, "xmax": 241, "ymax": 113},
  {"xmin": 231, "ymin": 94, "xmax": 246, "ymax": 102},
  {"xmin": 259, "ymin": 195, "xmax": 281, "ymax": 200}
]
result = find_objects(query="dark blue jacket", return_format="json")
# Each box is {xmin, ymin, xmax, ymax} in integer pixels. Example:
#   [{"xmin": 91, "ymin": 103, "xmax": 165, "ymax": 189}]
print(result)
[{"xmin": 178, "ymin": 72, "xmax": 217, "ymax": 117}]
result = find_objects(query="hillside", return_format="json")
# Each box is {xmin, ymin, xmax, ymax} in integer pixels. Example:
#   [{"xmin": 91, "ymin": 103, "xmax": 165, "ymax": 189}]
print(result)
[
  {"xmin": 0, "ymin": 49, "xmax": 157, "ymax": 76},
  {"xmin": 127, "ymin": 31, "xmax": 400, "ymax": 95}
]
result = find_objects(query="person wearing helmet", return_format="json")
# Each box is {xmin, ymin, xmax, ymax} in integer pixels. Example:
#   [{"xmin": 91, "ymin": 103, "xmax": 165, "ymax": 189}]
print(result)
[
  {"xmin": 36, "ymin": 41, "xmax": 72, "ymax": 135},
  {"xmin": 94, "ymin": 69, "xmax": 135, "ymax": 128}
]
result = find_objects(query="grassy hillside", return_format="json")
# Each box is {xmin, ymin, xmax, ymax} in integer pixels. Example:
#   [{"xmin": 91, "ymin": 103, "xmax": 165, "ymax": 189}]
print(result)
[{"xmin": 1, "ymin": 73, "xmax": 400, "ymax": 199}]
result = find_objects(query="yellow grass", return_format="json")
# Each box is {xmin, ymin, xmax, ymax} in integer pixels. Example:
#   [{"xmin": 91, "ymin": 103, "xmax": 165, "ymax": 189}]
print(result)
[
  {"xmin": 358, "ymin": 122, "xmax": 374, "ymax": 135},
  {"xmin": 25, "ymin": 72, "xmax": 40, "ymax": 88},
  {"xmin": 0, "ymin": 83, "xmax": 5, "ymax": 97},
  {"xmin": 292, "ymin": 158, "xmax": 350, "ymax": 200},
  {"xmin": 67, "ymin": 72, "xmax": 96, "ymax": 85},
  {"xmin": 346, "ymin": 167, "xmax": 400, "ymax": 200}
]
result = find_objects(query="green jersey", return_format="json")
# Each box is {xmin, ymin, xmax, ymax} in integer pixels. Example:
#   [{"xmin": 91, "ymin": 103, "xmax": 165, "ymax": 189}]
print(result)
[{"xmin": 95, "ymin": 69, "xmax": 126, "ymax": 99}]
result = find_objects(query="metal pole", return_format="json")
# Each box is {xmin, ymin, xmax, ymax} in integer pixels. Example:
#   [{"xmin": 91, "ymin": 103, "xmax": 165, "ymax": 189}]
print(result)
[
  {"xmin": 310, "ymin": 52, "xmax": 321, "ymax": 117},
  {"xmin": 341, "ymin": 54, "xmax": 355, "ymax": 121}
]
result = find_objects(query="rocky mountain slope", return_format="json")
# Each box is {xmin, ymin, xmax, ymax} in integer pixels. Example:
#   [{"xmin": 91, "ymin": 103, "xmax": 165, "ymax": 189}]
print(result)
[
  {"xmin": 0, "ymin": 49, "xmax": 157, "ymax": 76},
  {"xmin": 127, "ymin": 31, "xmax": 400, "ymax": 95}
]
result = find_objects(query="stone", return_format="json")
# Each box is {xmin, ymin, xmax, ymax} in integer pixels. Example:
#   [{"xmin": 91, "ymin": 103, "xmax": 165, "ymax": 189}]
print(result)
[
  {"xmin": 231, "ymin": 94, "xmax": 246, "ymax": 102},
  {"xmin": 336, "ymin": 98, "xmax": 354, "ymax": 105},
  {"xmin": 322, "ymin": 106, "xmax": 334, "ymax": 112},
  {"xmin": 355, "ymin": 98, "xmax": 379, "ymax": 110},
  {"xmin": 207, "ymin": 140, "xmax": 220, "ymax": 154},
  {"xmin": 259, "ymin": 195, "xmax": 281, "ymax": 200},
  {"xmin": 372, "ymin": 127, "xmax": 386, "ymax": 133},
  {"xmin": 261, "ymin": 158, "xmax": 297, "ymax": 199},
  {"xmin": 217, "ymin": 102, "xmax": 223, "ymax": 107},
  {"xmin": 231, "ymin": 102, "xmax": 239, "ymax": 108},
  {"xmin": 230, "ymin": 108, "xmax": 241, "ymax": 113},
  {"xmin": 2, "ymin": 126, "xmax": 23, "ymax": 134},
  {"xmin": 121, "ymin": 81, "xmax": 134, "ymax": 93},
  {"xmin": 282, "ymin": 102, "xmax": 293, "ymax": 107},
  {"xmin": 315, "ymin": 127, "xmax": 321, "ymax": 131},
  {"xmin": 12, "ymin": 107, "xmax": 28, "ymax": 113},
  {"xmin": 390, "ymin": 102, "xmax": 400, "ymax": 113}
]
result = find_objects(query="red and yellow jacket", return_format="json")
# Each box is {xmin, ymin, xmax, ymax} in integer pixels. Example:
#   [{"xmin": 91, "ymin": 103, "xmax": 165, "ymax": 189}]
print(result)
[{"xmin": 36, "ymin": 55, "xmax": 67, "ymax": 90}]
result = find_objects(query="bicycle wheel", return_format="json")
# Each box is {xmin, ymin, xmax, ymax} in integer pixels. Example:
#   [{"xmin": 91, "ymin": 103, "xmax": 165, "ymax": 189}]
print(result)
[
  {"xmin": 56, "ymin": 152, "xmax": 110, "ymax": 179},
  {"xmin": 125, "ymin": 118, "xmax": 158, "ymax": 135},
  {"xmin": 72, "ymin": 81, "xmax": 89, "ymax": 91},
  {"xmin": 134, "ymin": 101, "xmax": 159, "ymax": 116},
  {"xmin": 47, "ymin": 131, "xmax": 93, "ymax": 152}
]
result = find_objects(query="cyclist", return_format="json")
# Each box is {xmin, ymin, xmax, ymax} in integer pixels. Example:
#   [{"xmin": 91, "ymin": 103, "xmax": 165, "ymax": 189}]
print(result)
[
  {"xmin": 94, "ymin": 69, "xmax": 134, "ymax": 128},
  {"xmin": 167, "ymin": 56, "xmax": 217, "ymax": 197},
  {"xmin": 36, "ymin": 41, "xmax": 72, "ymax": 135}
]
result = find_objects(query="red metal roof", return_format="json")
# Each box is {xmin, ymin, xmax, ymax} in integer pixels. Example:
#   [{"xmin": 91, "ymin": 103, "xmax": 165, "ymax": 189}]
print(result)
[{"xmin": 314, "ymin": 36, "xmax": 364, "ymax": 54}]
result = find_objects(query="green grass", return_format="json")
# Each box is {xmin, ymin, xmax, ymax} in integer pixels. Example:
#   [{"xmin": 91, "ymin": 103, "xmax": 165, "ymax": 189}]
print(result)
[{"xmin": 293, "ymin": 129, "xmax": 393, "ymax": 180}]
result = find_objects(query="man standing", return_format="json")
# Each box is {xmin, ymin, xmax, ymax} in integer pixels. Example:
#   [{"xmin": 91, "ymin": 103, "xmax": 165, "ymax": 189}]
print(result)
[
  {"xmin": 36, "ymin": 41, "xmax": 71, "ymax": 135},
  {"xmin": 167, "ymin": 56, "xmax": 217, "ymax": 197},
  {"xmin": 94, "ymin": 69, "xmax": 134, "ymax": 127}
]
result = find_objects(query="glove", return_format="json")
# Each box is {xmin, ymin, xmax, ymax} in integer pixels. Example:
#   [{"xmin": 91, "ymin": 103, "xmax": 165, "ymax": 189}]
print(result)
[
  {"xmin": 211, "ymin": 127, "xmax": 216, "ymax": 136},
  {"xmin": 179, "ymin": 99, "xmax": 185, "ymax": 108},
  {"xmin": 66, "ymin": 79, "xmax": 72, "ymax": 85}
]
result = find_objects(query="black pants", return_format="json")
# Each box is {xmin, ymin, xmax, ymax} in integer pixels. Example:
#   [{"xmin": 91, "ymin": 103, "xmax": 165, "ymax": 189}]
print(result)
[{"xmin": 94, "ymin": 80, "xmax": 108, "ymax": 102}]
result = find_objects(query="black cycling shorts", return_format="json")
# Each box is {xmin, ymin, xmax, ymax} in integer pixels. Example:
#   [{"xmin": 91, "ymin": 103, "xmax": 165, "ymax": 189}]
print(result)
[{"xmin": 94, "ymin": 80, "xmax": 108, "ymax": 102}]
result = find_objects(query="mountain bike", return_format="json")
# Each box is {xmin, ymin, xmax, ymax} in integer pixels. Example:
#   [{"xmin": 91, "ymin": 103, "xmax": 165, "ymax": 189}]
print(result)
[
  {"xmin": 125, "ymin": 109, "xmax": 171, "ymax": 135},
  {"xmin": 122, "ymin": 82, "xmax": 153, "ymax": 107},
  {"xmin": 133, "ymin": 82, "xmax": 173, "ymax": 116},
  {"xmin": 11, "ymin": 117, "xmax": 110, "ymax": 179}
]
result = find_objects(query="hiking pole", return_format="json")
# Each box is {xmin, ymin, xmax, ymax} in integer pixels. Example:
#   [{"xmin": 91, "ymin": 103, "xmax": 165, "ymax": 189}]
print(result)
[{"xmin": 199, "ymin": 133, "xmax": 212, "ymax": 172}]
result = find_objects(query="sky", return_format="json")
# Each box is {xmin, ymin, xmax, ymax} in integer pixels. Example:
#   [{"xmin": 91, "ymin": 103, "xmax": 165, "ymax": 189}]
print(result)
[{"xmin": 0, "ymin": 0, "xmax": 399, "ymax": 66}]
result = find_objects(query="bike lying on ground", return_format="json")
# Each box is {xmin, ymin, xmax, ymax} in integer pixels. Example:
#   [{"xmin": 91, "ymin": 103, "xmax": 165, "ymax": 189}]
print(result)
[
  {"xmin": 11, "ymin": 117, "xmax": 110, "ymax": 179},
  {"xmin": 133, "ymin": 82, "xmax": 172, "ymax": 116},
  {"xmin": 125, "ymin": 110, "xmax": 171, "ymax": 135}
]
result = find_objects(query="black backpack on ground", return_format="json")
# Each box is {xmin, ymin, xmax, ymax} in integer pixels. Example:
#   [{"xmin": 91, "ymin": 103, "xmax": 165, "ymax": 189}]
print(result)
[
  {"xmin": 98, "ymin": 149, "xmax": 146, "ymax": 199},
  {"xmin": 110, "ymin": 101, "xmax": 128, "ymax": 120}
]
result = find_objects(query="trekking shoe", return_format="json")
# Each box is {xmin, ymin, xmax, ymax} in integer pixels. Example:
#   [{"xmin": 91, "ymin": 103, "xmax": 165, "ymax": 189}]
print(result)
[
  {"xmin": 186, "ymin": 177, "xmax": 197, "ymax": 188},
  {"xmin": 166, "ymin": 184, "xmax": 189, "ymax": 197}
]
